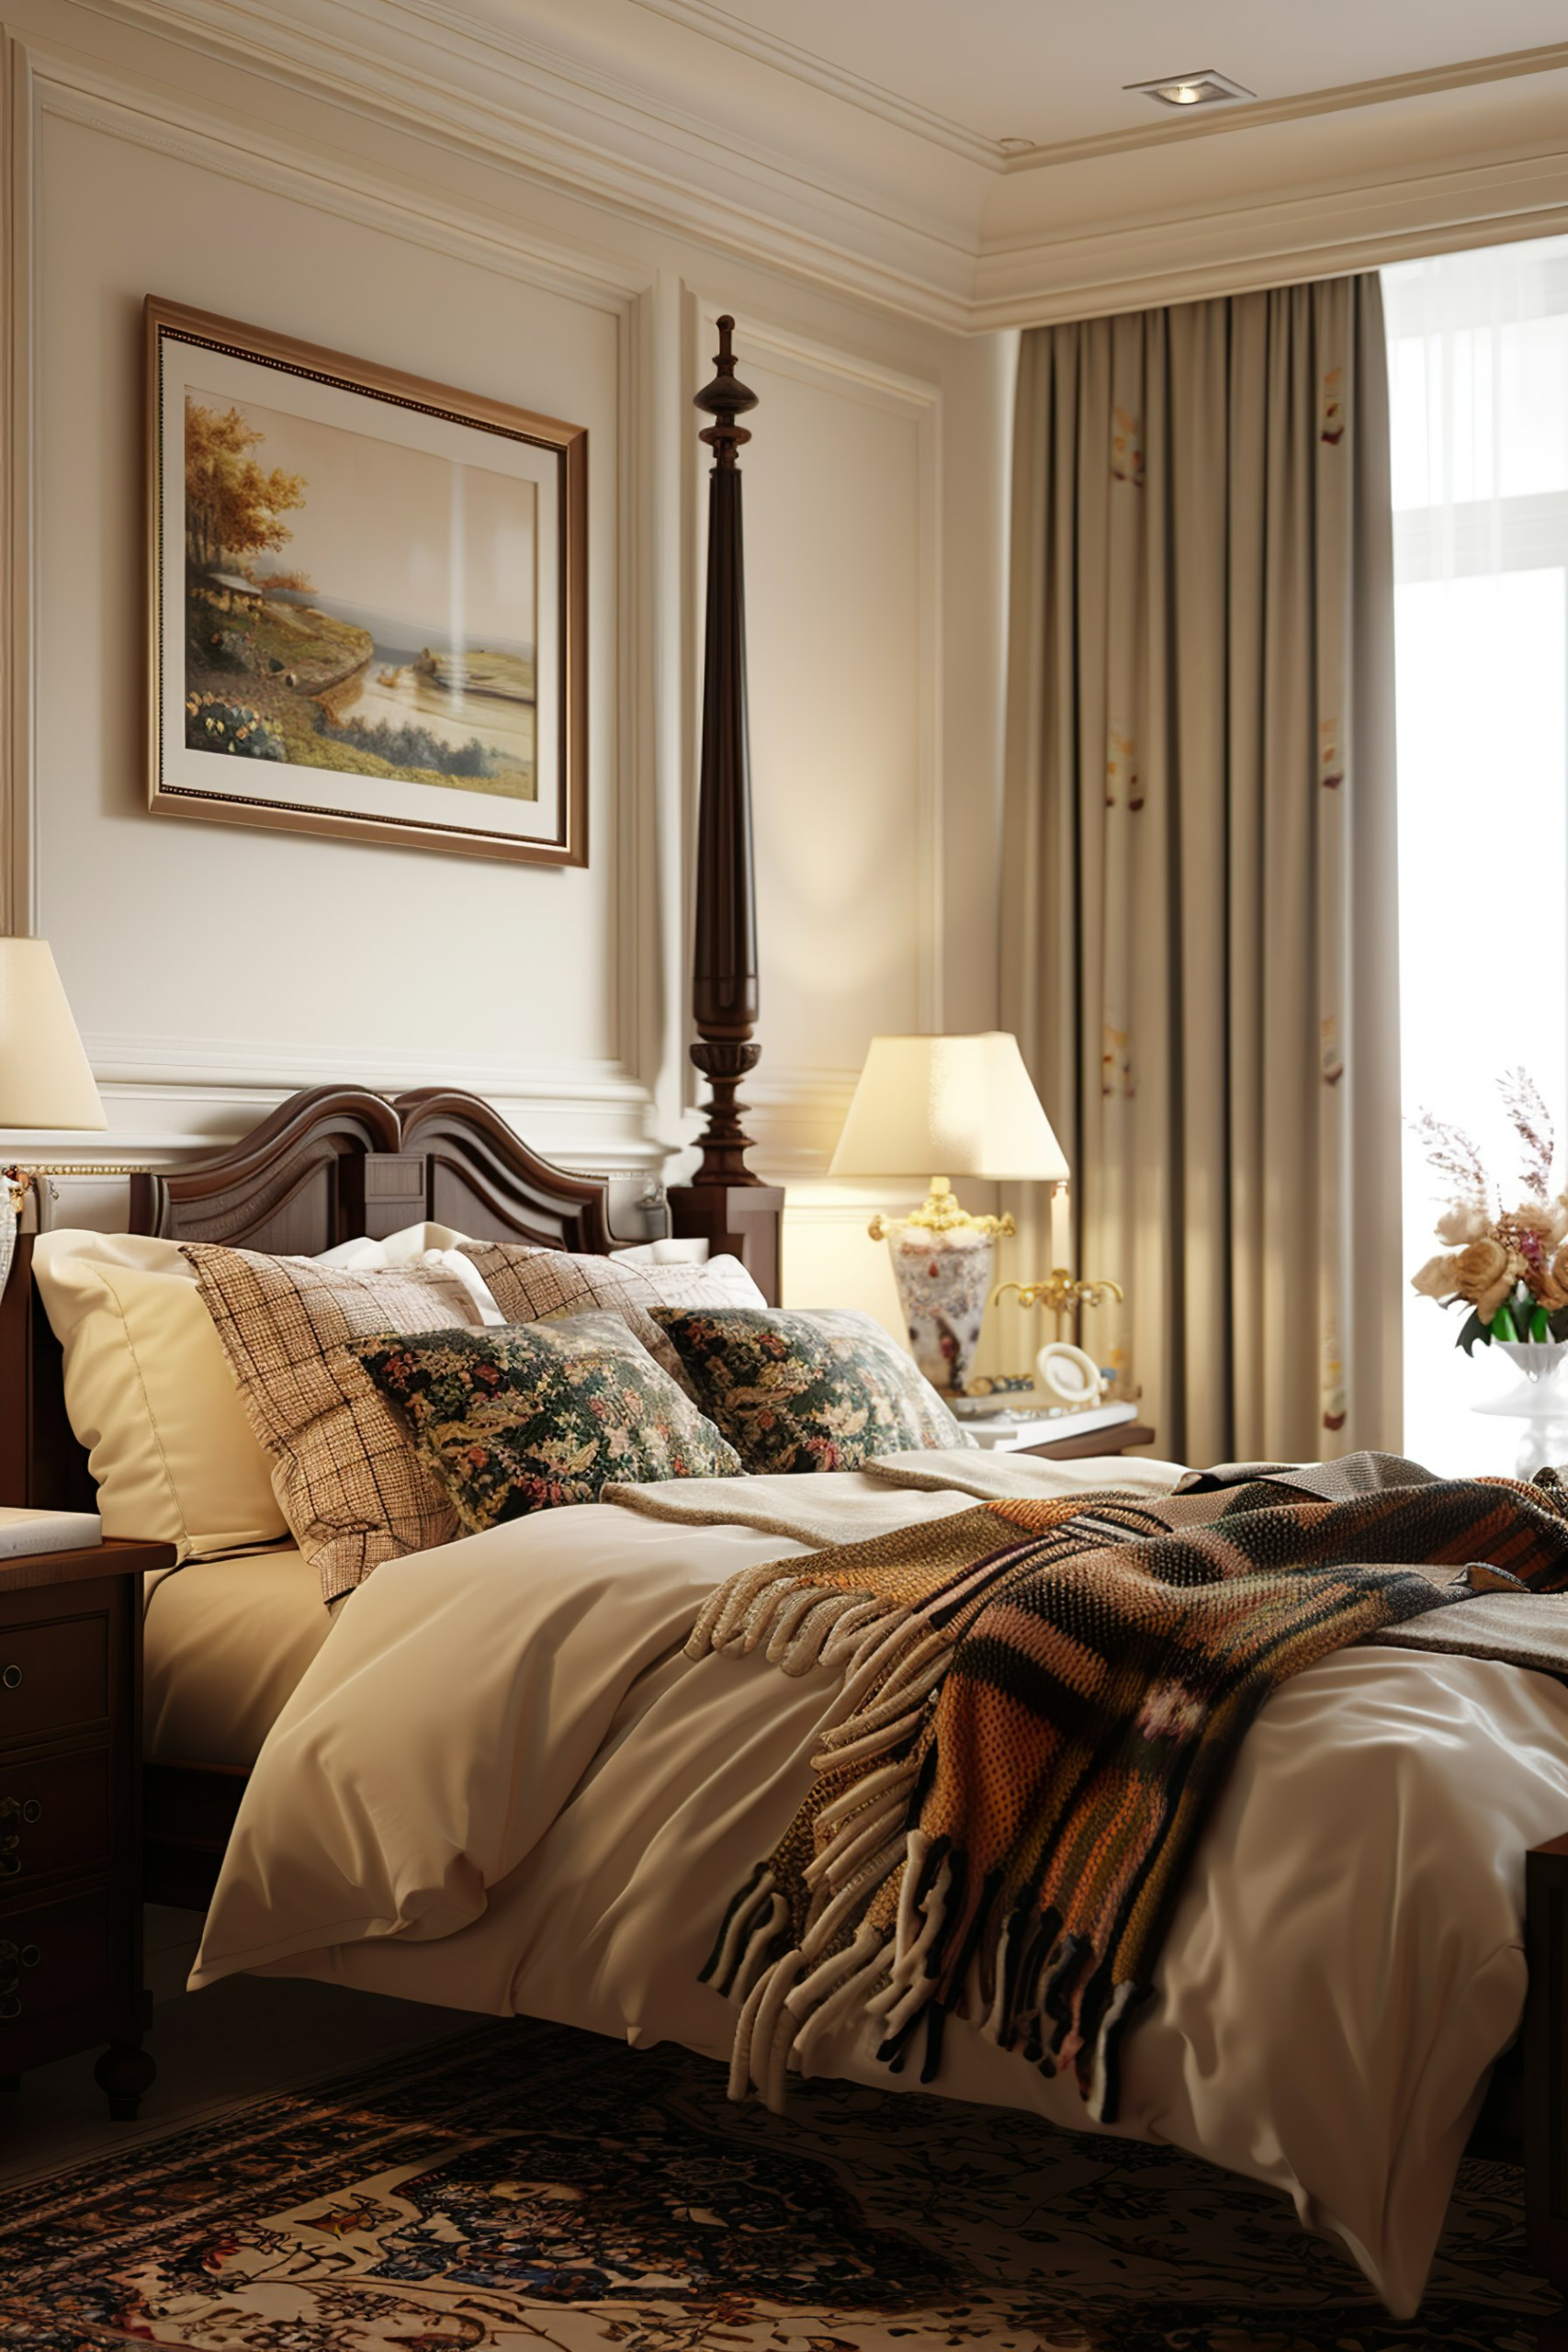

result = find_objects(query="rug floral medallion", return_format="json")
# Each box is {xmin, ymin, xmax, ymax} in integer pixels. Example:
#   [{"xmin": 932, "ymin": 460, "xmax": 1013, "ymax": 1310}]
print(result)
[{"xmin": 0, "ymin": 2019, "xmax": 1553, "ymax": 2352}]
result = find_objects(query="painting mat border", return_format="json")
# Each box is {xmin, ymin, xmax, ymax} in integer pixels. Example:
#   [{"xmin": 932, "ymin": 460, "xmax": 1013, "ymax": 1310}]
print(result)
[{"xmin": 145, "ymin": 296, "xmax": 588, "ymax": 867}]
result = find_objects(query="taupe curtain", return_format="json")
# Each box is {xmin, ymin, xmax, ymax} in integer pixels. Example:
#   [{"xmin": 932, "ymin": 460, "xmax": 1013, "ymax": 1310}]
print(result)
[{"xmin": 999, "ymin": 275, "xmax": 1401, "ymax": 1464}]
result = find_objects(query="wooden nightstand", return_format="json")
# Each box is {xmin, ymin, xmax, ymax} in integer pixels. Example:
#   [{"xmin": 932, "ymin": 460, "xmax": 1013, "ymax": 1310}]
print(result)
[{"xmin": 0, "ymin": 1537, "xmax": 175, "ymax": 2119}]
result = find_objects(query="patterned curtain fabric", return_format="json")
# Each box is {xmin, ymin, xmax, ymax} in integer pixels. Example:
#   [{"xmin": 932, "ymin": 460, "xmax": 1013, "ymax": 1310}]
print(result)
[{"xmin": 998, "ymin": 275, "xmax": 1401, "ymax": 1464}]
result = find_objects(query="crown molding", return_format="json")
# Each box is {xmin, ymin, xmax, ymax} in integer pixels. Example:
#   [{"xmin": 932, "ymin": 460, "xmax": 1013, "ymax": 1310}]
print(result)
[
  {"xmin": 21, "ymin": 0, "xmax": 1568, "ymax": 334},
  {"xmin": 972, "ymin": 140, "xmax": 1568, "ymax": 329},
  {"xmin": 65, "ymin": 0, "xmax": 979, "ymax": 325},
  {"xmin": 997, "ymin": 40, "xmax": 1568, "ymax": 175},
  {"xmin": 624, "ymin": 0, "xmax": 999, "ymax": 167}
]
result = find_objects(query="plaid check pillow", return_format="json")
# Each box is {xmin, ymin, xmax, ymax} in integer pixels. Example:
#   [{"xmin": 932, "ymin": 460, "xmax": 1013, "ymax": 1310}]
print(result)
[
  {"xmin": 182, "ymin": 1245, "xmax": 487, "ymax": 1602},
  {"xmin": 457, "ymin": 1243, "xmax": 763, "ymax": 1391}
]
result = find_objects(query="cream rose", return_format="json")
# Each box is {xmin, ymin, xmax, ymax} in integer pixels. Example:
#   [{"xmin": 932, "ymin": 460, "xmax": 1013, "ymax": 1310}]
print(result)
[
  {"xmin": 1410, "ymin": 1253, "xmax": 1462, "ymax": 1300},
  {"xmin": 1455, "ymin": 1238, "xmax": 1509, "ymax": 1304}
]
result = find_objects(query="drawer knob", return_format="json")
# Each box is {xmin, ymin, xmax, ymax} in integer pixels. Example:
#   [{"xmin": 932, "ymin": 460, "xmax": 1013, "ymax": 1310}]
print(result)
[
  {"xmin": 20, "ymin": 1800, "xmax": 39, "ymax": 1825},
  {"xmin": 19, "ymin": 1946, "xmax": 38, "ymax": 1968},
  {"xmin": 0, "ymin": 1666, "xmax": 18, "ymax": 1690}
]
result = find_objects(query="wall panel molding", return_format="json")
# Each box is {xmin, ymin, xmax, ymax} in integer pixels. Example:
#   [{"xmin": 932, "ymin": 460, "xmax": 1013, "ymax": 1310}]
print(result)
[{"xmin": 4, "ymin": 31, "xmax": 677, "ymax": 1162}]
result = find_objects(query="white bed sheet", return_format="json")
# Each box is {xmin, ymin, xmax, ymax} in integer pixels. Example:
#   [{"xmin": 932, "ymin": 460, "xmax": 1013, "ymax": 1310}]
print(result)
[
  {"xmin": 143, "ymin": 1546, "xmax": 333, "ymax": 1767},
  {"xmin": 188, "ymin": 1464, "xmax": 1568, "ymax": 2319}
]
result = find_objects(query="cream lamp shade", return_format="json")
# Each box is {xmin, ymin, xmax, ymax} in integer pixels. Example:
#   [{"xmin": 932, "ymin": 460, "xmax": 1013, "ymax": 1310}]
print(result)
[
  {"xmin": 829, "ymin": 1032, "xmax": 1066, "ymax": 1183},
  {"xmin": 0, "ymin": 939, "xmax": 107, "ymax": 1130}
]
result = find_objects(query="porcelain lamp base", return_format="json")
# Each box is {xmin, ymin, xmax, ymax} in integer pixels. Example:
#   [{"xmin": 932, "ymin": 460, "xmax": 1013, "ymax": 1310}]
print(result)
[{"xmin": 886, "ymin": 1223, "xmax": 995, "ymax": 1396}]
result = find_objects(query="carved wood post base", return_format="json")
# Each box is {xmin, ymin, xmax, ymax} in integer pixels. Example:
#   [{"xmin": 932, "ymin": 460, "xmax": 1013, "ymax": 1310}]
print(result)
[
  {"xmin": 96, "ymin": 2038, "xmax": 156, "ymax": 2121},
  {"xmin": 688, "ymin": 1036, "xmax": 762, "ymax": 1188}
]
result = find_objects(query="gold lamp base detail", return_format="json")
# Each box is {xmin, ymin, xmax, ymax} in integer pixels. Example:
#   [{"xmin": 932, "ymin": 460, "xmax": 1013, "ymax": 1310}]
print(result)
[{"xmin": 871, "ymin": 1185, "xmax": 1014, "ymax": 1396}]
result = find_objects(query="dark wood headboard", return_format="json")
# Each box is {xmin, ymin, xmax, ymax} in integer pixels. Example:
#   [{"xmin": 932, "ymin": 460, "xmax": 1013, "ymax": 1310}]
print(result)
[{"xmin": 1, "ymin": 1080, "xmax": 783, "ymax": 1515}]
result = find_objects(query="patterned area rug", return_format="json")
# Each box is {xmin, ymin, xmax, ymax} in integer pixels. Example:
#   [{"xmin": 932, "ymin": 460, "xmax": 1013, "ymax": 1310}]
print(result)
[{"xmin": 0, "ymin": 2018, "xmax": 1556, "ymax": 2351}]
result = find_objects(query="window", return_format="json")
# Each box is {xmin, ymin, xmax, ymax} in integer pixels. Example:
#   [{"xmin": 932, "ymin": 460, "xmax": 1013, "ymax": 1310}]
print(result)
[{"xmin": 1387, "ymin": 236, "xmax": 1568, "ymax": 1466}]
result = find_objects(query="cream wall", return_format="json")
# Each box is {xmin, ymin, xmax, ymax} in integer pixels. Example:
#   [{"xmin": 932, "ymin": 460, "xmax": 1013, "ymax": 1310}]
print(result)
[{"xmin": 0, "ymin": 2, "xmax": 1014, "ymax": 1327}]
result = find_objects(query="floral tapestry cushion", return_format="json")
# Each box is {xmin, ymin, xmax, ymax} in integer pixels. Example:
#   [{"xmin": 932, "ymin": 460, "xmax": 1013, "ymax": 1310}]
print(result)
[
  {"xmin": 457, "ymin": 1242, "xmax": 764, "ymax": 1391},
  {"xmin": 181, "ymin": 1245, "xmax": 488, "ymax": 1603},
  {"xmin": 647, "ymin": 1306, "xmax": 972, "ymax": 1474},
  {"xmin": 352, "ymin": 1312, "xmax": 742, "ymax": 1532}
]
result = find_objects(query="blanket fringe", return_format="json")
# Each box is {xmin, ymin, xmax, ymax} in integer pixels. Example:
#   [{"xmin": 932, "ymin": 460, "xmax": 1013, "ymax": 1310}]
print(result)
[{"xmin": 686, "ymin": 1564, "xmax": 916, "ymax": 1678}]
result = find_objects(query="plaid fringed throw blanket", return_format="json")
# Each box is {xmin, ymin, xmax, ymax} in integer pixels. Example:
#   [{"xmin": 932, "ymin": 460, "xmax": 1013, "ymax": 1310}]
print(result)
[{"xmin": 688, "ymin": 1460, "xmax": 1568, "ymax": 2124}]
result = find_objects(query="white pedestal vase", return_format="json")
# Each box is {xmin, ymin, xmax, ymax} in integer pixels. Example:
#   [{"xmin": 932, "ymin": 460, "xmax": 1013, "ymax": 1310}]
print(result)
[{"xmin": 1472, "ymin": 1339, "xmax": 1568, "ymax": 1476}]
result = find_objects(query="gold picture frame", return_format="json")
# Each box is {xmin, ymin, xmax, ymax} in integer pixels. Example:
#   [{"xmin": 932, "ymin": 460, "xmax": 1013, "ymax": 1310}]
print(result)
[{"xmin": 146, "ymin": 297, "xmax": 588, "ymax": 866}]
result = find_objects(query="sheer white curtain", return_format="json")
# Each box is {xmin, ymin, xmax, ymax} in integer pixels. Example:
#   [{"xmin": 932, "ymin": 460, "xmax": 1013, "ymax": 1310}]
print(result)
[{"xmin": 1386, "ymin": 235, "xmax": 1568, "ymax": 1466}]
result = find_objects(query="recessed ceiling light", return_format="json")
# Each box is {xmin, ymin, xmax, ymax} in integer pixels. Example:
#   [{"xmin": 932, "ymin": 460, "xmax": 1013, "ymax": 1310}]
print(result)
[
  {"xmin": 997, "ymin": 135, "xmax": 1035, "ymax": 155},
  {"xmin": 1123, "ymin": 69, "xmax": 1256, "ymax": 110}
]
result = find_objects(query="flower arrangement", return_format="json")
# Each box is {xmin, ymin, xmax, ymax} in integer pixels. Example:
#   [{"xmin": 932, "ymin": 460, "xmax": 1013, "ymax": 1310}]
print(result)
[
  {"xmin": 1411, "ymin": 1069, "xmax": 1568, "ymax": 1351},
  {"xmin": 184, "ymin": 694, "xmax": 284, "ymax": 761}
]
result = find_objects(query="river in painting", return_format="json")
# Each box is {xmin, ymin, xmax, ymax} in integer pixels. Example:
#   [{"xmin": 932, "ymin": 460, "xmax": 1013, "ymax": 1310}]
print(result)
[{"xmin": 279, "ymin": 592, "xmax": 536, "ymax": 793}]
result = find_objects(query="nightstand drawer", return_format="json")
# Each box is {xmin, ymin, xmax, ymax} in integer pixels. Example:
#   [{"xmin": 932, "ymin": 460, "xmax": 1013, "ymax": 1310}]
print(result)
[
  {"xmin": 0, "ymin": 1886, "xmax": 116, "ymax": 2033},
  {"xmin": 0, "ymin": 1614, "xmax": 108, "ymax": 1747},
  {"xmin": 0, "ymin": 1748, "xmax": 112, "ymax": 1888}
]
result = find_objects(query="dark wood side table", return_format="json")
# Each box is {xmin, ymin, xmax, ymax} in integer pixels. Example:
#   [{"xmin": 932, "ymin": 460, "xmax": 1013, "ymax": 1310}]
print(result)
[
  {"xmin": 1018, "ymin": 1420, "xmax": 1157, "ymax": 1463},
  {"xmin": 0, "ymin": 1537, "xmax": 174, "ymax": 2119}
]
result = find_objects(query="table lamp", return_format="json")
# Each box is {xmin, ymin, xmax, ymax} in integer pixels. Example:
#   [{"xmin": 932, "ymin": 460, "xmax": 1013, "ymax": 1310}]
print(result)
[
  {"xmin": 829, "ymin": 1032, "xmax": 1067, "ymax": 1394},
  {"xmin": 0, "ymin": 939, "xmax": 107, "ymax": 1292}
]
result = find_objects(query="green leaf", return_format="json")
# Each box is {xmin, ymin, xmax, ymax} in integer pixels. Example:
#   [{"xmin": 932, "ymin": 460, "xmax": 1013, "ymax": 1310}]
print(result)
[{"xmin": 1456, "ymin": 1309, "xmax": 1489, "ymax": 1356}]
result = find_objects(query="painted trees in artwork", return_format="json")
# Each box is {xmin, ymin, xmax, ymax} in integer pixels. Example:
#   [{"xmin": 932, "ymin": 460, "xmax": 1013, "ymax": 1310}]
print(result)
[{"xmin": 184, "ymin": 399, "xmax": 306, "ymax": 578}]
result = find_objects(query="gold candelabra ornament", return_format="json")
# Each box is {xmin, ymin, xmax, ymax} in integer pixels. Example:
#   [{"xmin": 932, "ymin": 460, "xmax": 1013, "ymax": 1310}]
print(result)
[{"xmin": 993, "ymin": 1269, "xmax": 1124, "ymax": 1343}]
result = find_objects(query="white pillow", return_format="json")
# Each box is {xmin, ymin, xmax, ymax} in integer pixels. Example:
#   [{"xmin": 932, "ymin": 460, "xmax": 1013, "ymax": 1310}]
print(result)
[
  {"xmin": 313, "ymin": 1224, "xmax": 504, "ymax": 1321},
  {"xmin": 615, "ymin": 1238, "xmax": 711, "ymax": 1266},
  {"xmin": 313, "ymin": 1221, "xmax": 474, "ymax": 1270},
  {"xmin": 31, "ymin": 1231, "xmax": 288, "ymax": 1561}
]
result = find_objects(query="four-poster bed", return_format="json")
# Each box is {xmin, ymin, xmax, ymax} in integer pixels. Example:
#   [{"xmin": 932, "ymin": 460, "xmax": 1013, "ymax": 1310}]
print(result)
[{"xmin": 1, "ymin": 319, "xmax": 1567, "ymax": 2333}]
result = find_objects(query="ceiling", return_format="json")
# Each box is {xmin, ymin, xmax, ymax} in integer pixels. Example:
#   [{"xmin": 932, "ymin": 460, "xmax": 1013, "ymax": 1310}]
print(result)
[
  {"xmin": 621, "ymin": 0, "xmax": 1568, "ymax": 159},
  {"xmin": 124, "ymin": 0, "xmax": 1568, "ymax": 328}
]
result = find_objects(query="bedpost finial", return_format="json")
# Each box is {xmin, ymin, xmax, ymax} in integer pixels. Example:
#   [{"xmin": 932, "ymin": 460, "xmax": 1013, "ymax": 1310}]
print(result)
[{"xmin": 695, "ymin": 314, "xmax": 758, "ymax": 466}]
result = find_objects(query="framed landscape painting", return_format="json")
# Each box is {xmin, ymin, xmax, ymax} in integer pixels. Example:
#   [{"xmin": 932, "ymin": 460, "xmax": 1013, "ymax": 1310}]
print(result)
[{"xmin": 146, "ymin": 298, "xmax": 587, "ymax": 865}]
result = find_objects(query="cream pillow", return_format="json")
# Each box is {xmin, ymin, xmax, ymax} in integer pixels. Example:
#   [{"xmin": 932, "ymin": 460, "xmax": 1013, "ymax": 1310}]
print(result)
[{"xmin": 31, "ymin": 1231, "xmax": 288, "ymax": 1561}]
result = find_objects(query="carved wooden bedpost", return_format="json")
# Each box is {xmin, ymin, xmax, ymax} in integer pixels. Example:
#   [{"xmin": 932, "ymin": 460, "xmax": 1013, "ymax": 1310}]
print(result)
[{"xmin": 668, "ymin": 317, "xmax": 785, "ymax": 1302}]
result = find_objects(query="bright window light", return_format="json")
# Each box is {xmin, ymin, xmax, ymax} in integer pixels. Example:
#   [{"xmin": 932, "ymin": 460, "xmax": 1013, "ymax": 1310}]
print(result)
[{"xmin": 1386, "ymin": 235, "xmax": 1568, "ymax": 1468}]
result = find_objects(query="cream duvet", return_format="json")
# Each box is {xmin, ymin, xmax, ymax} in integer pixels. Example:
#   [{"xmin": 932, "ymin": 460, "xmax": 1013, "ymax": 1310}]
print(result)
[{"xmin": 191, "ymin": 1454, "xmax": 1568, "ymax": 2320}]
